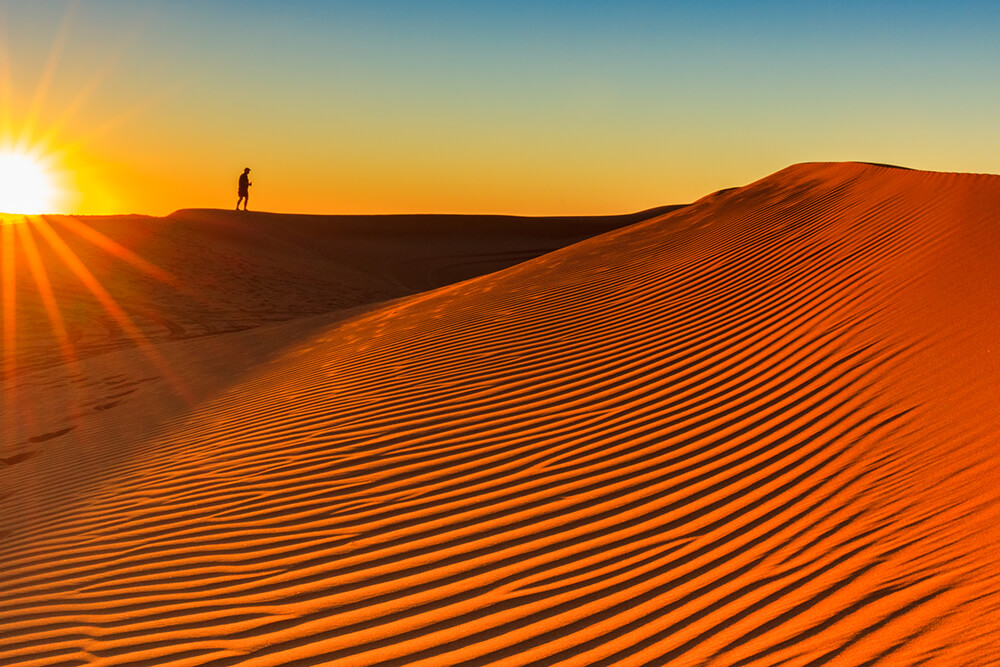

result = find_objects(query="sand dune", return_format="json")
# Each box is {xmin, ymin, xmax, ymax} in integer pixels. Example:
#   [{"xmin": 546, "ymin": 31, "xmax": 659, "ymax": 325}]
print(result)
[
  {"xmin": 2, "ymin": 162, "xmax": 1000, "ymax": 664},
  {"xmin": 2, "ymin": 207, "xmax": 669, "ymax": 376}
]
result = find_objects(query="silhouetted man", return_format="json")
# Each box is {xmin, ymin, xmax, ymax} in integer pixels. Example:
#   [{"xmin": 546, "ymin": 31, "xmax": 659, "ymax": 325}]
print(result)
[{"xmin": 236, "ymin": 168, "xmax": 252, "ymax": 211}]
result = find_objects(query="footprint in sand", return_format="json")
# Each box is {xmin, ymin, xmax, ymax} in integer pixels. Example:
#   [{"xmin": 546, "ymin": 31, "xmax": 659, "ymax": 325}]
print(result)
[
  {"xmin": 1, "ymin": 450, "xmax": 39, "ymax": 465},
  {"xmin": 26, "ymin": 426, "xmax": 76, "ymax": 443}
]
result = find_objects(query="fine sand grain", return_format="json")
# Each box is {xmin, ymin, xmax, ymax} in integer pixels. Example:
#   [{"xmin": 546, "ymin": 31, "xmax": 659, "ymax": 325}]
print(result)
[{"xmin": 2, "ymin": 163, "xmax": 999, "ymax": 665}]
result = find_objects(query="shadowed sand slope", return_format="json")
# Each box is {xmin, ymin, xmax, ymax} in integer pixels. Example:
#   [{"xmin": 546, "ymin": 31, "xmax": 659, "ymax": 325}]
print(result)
[
  {"xmin": 3, "ymin": 162, "xmax": 1000, "ymax": 664},
  {"xmin": 1, "ymin": 206, "xmax": 672, "ymax": 375}
]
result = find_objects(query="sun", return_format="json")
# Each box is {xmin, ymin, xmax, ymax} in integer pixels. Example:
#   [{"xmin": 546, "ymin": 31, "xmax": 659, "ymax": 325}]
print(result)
[{"xmin": 0, "ymin": 149, "xmax": 59, "ymax": 215}]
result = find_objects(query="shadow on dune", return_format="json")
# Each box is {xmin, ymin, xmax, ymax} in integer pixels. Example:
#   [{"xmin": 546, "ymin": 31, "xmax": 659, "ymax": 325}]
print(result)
[
  {"xmin": 4, "ymin": 205, "xmax": 683, "ymax": 379},
  {"xmin": 166, "ymin": 205, "xmax": 687, "ymax": 291}
]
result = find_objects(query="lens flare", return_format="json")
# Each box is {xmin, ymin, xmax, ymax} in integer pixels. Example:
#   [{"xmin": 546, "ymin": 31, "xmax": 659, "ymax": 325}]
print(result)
[{"xmin": 0, "ymin": 149, "xmax": 58, "ymax": 215}]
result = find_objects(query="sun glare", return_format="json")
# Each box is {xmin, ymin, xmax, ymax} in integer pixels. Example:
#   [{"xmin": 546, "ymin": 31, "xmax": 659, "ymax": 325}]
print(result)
[{"xmin": 0, "ymin": 150, "xmax": 59, "ymax": 215}]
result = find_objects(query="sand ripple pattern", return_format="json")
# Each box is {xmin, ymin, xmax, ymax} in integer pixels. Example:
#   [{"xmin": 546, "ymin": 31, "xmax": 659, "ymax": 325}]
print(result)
[{"xmin": 3, "ymin": 163, "xmax": 1000, "ymax": 665}]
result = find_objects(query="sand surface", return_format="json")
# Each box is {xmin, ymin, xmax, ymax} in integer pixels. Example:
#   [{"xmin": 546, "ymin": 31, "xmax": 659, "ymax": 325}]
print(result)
[
  {"xmin": 2, "ymin": 163, "xmax": 999, "ymax": 664},
  {"xmin": 1, "ymin": 207, "xmax": 672, "ymax": 377}
]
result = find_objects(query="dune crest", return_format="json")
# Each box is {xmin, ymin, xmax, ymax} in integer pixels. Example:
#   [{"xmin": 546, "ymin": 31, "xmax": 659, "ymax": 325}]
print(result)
[{"xmin": 3, "ymin": 162, "xmax": 1000, "ymax": 664}]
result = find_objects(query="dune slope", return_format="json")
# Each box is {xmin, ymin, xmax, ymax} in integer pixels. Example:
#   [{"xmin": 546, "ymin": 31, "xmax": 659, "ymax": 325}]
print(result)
[
  {"xmin": 2, "ymin": 163, "xmax": 1000, "ymax": 665},
  {"xmin": 2, "ymin": 206, "xmax": 668, "ymax": 376}
]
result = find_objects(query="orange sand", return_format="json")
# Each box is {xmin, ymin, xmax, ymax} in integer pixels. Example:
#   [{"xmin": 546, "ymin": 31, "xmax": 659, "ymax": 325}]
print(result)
[{"xmin": 2, "ymin": 163, "xmax": 999, "ymax": 664}]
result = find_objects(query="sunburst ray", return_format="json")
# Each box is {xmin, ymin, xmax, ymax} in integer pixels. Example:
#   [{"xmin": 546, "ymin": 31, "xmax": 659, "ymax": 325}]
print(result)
[
  {"xmin": 52, "ymin": 216, "xmax": 180, "ymax": 287},
  {"xmin": 15, "ymin": 218, "xmax": 78, "ymax": 371},
  {"xmin": 31, "ymin": 215, "xmax": 189, "ymax": 399},
  {"xmin": 1, "ymin": 219, "xmax": 19, "ymax": 431},
  {"xmin": 16, "ymin": 0, "xmax": 77, "ymax": 150},
  {"xmin": 51, "ymin": 215, "xmax": 227, "ymax": 315},
  {"xmin": 0, "ymin": 8, "xmax": 12, "ymax": 142},
  {"xmin": 32, "ymin": 25, "xmax": 145, "ymax": 162}
]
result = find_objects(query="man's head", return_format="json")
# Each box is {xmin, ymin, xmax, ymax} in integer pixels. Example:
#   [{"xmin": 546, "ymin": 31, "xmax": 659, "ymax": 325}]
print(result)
[{"xmin": 244, "ymin": 168, "xmax": 251, "ymax": 174}]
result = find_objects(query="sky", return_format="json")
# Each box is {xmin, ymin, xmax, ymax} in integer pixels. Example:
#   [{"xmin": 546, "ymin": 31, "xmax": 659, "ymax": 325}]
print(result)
[{"xmin": 1, "ymin": 0, "xmax": 999, "ymax": 216}]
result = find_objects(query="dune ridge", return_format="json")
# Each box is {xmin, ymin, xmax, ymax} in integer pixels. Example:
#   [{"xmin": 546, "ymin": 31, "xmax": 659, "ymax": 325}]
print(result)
[{"xmin": 2, "ymin": 162, "xmax": 1000, "ymax": 664}]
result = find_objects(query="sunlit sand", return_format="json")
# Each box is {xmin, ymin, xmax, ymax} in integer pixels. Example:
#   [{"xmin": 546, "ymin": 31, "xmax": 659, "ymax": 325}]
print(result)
[{"xmin": 2, "ymin": 163, "xmax": 999, "ymax": 664}]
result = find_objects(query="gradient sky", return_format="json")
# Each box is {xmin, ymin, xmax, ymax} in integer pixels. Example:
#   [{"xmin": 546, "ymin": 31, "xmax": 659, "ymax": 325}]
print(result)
[{"xmin": 2, "ymin": 0, "xmax": 999, "ymax": 216}]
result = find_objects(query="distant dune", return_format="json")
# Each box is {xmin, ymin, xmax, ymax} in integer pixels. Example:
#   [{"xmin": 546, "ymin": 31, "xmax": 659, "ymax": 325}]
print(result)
[
  {"xmin": 2, "ymin": 163, "xmax": 999, "ymax": 664},
  {"xmin": 3, "ymin": 206, "xmax": 676, "ymax": 377}
]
